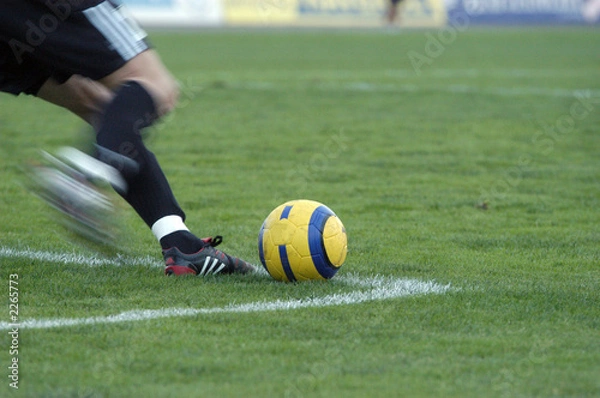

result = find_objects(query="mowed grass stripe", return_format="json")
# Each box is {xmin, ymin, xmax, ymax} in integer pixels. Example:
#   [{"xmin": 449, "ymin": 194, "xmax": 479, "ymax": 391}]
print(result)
[
  {"xmin": 185, "ymin": 80, "xmax": 600, "ymax": 98},
  {"xmin": 185, "ymin": 68, "xmax": 600, "ymax": 80}
]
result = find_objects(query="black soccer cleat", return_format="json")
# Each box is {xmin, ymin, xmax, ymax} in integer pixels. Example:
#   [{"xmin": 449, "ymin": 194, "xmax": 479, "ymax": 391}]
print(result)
[
  {"xmin": 28, "ymin": 148, "xmax": 124, "ymax": 245},
  {"xmin": 163, "ymin": 236, "xmax": 256, "ymax": 276}
]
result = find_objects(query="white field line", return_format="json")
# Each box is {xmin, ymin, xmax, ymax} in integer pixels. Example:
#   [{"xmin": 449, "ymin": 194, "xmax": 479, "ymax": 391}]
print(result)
[
  {"xmin": 0, "ymin": 246, "xmax": 451, "ymax": 330},
  {"xmin": 0, "ymin": 275, "xmax": 450, "ymax": 330},
  {"xmin": 0, "ymin": 246, "xmax": 162, "ymax": 268},
  {"xmin": 193, "ymin": 81, "xmax": 600, "ymax": 99},
  {"xmin": 189, "ymin": 68, "xmax": 600, "ymax": 80},
  {"xmin": 412, "ymin": 68, "xmax": 599, "ymax": 79}
]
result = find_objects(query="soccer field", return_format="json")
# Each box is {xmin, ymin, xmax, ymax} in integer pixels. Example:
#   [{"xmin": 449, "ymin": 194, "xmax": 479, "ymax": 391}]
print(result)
[{"xmin": 1, "ymin": 27, "xmax": 599, "ymax": 397}]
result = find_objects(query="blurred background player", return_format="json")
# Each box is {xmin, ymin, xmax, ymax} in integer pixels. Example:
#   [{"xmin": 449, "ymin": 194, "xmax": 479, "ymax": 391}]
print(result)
[
  {"xmin": 386, "ymin": 0, "xmax": 406, "ymax": 26},
  {"xmin": 0, "ymin": 0, "xmax": 255, "ymax": 276}
]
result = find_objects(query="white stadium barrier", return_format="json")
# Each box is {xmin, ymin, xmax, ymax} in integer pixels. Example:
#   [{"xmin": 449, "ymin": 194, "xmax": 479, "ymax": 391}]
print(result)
[
  {"xmin": 122, "ymin": 0, "xmax": 600, "ymax": 27},
  {"xmin": 123, "ymin": 0, "xmax": 224, "ymax": 27}
]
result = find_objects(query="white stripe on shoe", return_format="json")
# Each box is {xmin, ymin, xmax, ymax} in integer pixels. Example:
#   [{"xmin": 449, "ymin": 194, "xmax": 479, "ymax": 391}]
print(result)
[{"xmin": 55, "ymin": 147, "xmax": 127, "ymax": 193}]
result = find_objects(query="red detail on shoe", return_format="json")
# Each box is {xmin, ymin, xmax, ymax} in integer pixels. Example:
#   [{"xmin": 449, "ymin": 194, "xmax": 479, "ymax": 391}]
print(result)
[
  {"xmin": 165, "ymin": 257, "xmax": 176, "ymax": 266},
  {"xmin": 201, "ymin": 235, "xmax": 223, "ymax": 247},
  {"xmin": 165, "ymin": 265, "xmax": 196, "ymax": 276}
]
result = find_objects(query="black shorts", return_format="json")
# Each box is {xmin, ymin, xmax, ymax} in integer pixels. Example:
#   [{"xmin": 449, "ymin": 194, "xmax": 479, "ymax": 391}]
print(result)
[{"xmin": 0, "ymin": 0, "xmax": 149, "ymax": 95}]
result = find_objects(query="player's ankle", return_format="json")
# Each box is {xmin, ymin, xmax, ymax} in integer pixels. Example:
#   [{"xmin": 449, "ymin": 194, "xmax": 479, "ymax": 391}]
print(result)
[{"xmin": 160, "ymin": 230, "xmax": 204, "ymax": 253}]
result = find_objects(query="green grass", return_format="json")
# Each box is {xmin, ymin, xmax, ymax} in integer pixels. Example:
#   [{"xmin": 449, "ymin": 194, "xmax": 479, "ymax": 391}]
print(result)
[{"xmin": 1, "ymin": 27, "xmax": 600, "ymax": 397}]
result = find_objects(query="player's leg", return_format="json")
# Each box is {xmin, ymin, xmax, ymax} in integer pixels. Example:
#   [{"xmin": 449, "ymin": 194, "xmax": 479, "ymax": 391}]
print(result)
[
  {"xmin": 85, "ymin": 64, "xmax": 255, "ymax": 275},
  {"xmin": 1, "ymin": 1, "xmax": 254, "ymax": 274},
  {"xmin": 46, "ymin": 4, "xmax": 253, "ymax": 273},
  {"xmin": 386, "ymin": 0, "xmax": 401, "ymax": 25},
  {"xmin": 36, "ymin": 62, "xmax": 255, "ymax": 275},
  {"xmin": 36, "ymin": 49, "xmax": 180, "ymax": 128},
  {"xmin": 36, "ymin": 75, "xmax": 114, "ymax": 126},
  {"xmin": 20, "ymin": 0, "xmax": 190, "ymax": 251},
  {"xmin": 99, "ymin": 49, "xmax": 180, "ymax": 117},
  {"xmin": 33, "ymin": 49, "xmax": 189, "ymax": 245}
]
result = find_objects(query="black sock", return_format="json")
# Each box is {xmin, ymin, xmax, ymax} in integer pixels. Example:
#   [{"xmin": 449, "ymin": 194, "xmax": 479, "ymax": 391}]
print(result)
[
  {"xmin": 95, "ymin": 81, "xmax": 185, "ymax": 227},
  {"xmin": 160, "ymin": 230, "xmax": 205, "ymax": 253}
]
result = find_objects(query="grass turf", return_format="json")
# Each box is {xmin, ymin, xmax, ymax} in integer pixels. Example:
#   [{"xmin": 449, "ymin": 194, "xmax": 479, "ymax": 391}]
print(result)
[{"xmin": 0, "ymin": 27, "xmax": 599, "ymax": 397}]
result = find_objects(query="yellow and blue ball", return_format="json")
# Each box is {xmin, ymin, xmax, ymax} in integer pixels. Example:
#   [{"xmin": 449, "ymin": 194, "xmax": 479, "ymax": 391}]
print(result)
[{"xmin": 258, "ymin": 200, "xmax": 347, "ymax": 282}]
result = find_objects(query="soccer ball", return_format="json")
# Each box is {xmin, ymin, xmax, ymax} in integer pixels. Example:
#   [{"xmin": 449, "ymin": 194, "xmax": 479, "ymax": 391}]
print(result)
[{"xmin": 258, "ymin": 199, "xmax": 347, "ymax": 282}]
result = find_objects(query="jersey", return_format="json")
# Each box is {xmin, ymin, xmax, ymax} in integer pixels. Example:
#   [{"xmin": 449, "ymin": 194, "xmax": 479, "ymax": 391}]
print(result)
[
  {"xmin": 0, "ymin": 0, "xmax": 148, "ymax": 95},
  {"xmin": 30, "ymin": 0, "xmax": 105, "ymax": 12}
]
